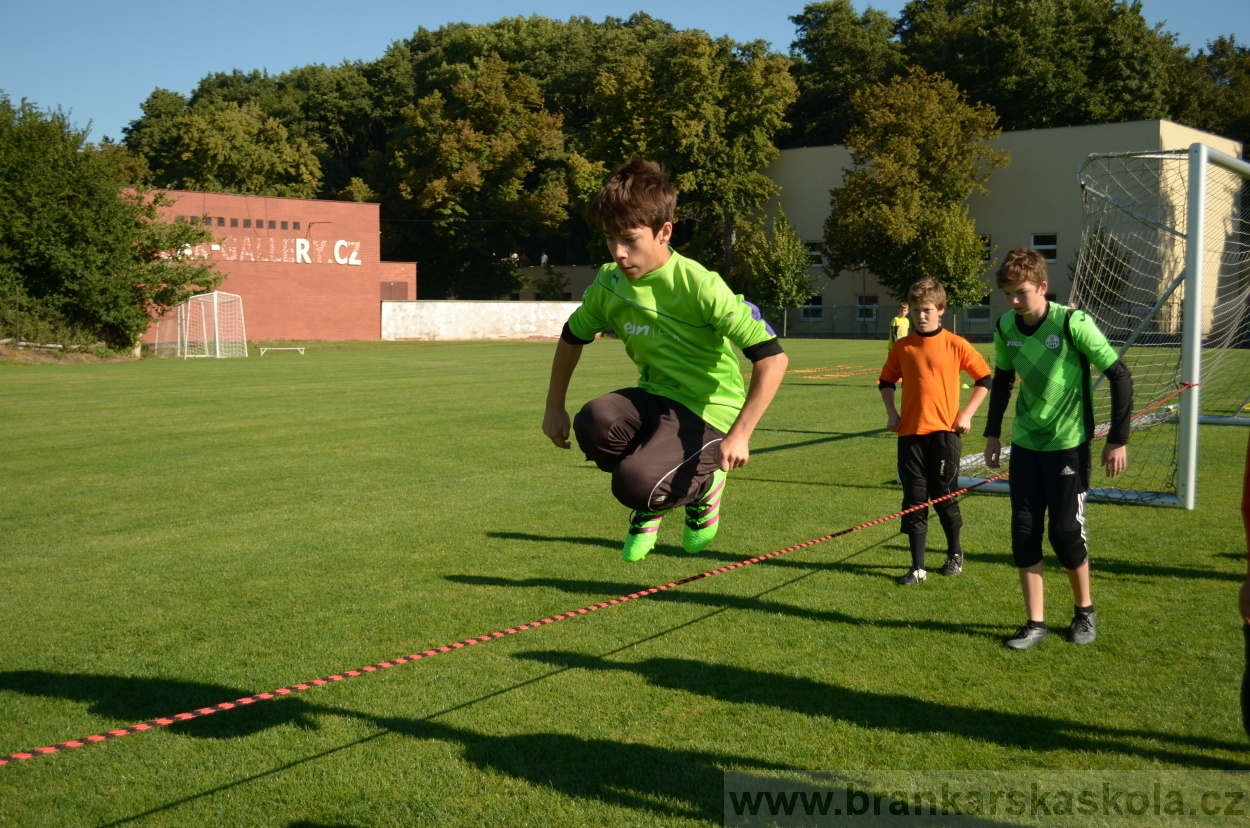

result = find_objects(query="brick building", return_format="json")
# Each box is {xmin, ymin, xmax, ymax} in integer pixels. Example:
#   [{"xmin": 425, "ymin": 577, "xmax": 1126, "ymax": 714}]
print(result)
[{"xmin": 146, "ymin": 190, "xmax": 417, "ymax": 342}]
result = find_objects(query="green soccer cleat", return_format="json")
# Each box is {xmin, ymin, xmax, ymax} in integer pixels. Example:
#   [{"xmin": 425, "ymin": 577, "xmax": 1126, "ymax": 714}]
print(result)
[
  {"xmin": 682, "ymin": 469, "xmax": 726, "ymax": 554},
  {"xmin": 622, "ymin": 509, "xmax": 665, "ymax": 562}
]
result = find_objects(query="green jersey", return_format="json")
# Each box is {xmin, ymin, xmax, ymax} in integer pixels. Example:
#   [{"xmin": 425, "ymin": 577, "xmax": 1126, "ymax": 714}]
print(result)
[
  {"xmin": 566, "ymin": 250, "xmax": 776, "ymax": 433},
  {"xmin": 994, "ymin": 302, "xmax": 1119, "ymax": 451}
]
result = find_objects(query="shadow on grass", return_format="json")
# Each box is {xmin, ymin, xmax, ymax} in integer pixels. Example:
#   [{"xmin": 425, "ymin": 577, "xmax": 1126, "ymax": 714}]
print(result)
[
  {"xmin": 0, "ymin": 671, "xmax": 320, "ymax": 739},
  {"xmin": 752, "ymin": 428, "xmax": 887, "ymax": 456},
  {"xmin": 513, "ymin": 651, "xmax": 1250, "ymax": 769},
  {"xmin": 445, "ymin": 574, "xmax": 1005, "ymax": 642},
  {"xmin": 487, "ymin": 530, "xmax": 618, "ymax": 551}
]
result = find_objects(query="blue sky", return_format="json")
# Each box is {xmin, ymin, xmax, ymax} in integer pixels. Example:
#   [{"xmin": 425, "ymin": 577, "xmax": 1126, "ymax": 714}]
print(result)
[{"xmin": 2, "ymin": 1, "xmax": 1246, "ymax": 142}]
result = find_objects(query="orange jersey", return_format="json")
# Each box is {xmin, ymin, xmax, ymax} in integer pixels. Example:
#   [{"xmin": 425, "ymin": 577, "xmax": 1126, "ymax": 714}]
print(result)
[{"xmin": 879, "ymin": 328, "xmax": 991, "ymax": 436}]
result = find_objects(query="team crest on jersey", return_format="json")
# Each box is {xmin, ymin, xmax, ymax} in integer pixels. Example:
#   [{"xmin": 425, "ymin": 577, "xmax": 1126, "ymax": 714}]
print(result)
[{"xmin": 1045, "ymin": 334, "xmax": 1061, "ymax": 349}]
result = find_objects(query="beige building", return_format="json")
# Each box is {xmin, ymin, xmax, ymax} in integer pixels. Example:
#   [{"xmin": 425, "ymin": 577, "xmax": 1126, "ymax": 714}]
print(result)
[{"xmin": 765, "ymin": 119, "xmax": 1242, "ymax": 338}]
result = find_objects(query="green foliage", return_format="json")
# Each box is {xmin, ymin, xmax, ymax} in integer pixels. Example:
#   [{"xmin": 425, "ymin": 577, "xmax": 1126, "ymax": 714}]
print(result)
[
  {"xmin": 738, "ymin": 211, "xmax": 818, "ymax": 335},
  {"xmin": 0, "ymin": 95, "xmax": 219, "ymax": 348},
  {"xmin": 1167, "ymin": 35, "xmax": 1250, "ymax": 148},
  {"xmin": 532, "ymin": 265, "xmax": 571, "ymax": 301},
  {"xmin": 823, "ymin": 68, "xmax": 1008, "ymax": 307},
  {"xmin": 898, "ymin": 0, "xmax": 1172, "ymax": 130},
  {"xmin": 783, "ymin": 0, "xmax": 905, "ymax": 147},
  {"xmin": 374, "ymin": 54, "xmax": 576, "ymax": 298}
]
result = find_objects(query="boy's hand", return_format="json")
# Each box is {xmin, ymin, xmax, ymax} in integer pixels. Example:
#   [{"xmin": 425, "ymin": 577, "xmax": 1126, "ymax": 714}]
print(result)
[
  {"xmin": 886, "ymin": 412, "xmax": 900, "ymax": 432},
  {"xmin": 717, "ymin": 433, "xmax": 750, "ymax": 471},
  {"xmin": 984, "ymin": 436, "xmax": 1001, "ymax": 468},
  {"xmin": 543, "ymin": 408, "xmax": 572, "ymax": 449},
  {"xmin": 1102, "ymin": 443, "xmax": 1127, "ymax": 477},
  {"xmin": 953, "ymin": 412, "xmax": 973, "ymax": 434}
]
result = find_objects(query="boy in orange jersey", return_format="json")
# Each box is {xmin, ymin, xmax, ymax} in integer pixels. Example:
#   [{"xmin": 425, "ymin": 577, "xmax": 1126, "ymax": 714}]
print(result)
[{"xmin": 879, "ymin": 279, "xmax": 992, "ymax": 584}]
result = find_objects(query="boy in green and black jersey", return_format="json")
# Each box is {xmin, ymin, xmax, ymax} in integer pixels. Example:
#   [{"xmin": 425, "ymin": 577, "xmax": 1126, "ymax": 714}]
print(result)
[{"xmin": 983, "ymin": 248, "xmax": 1133, "ymax": 650}]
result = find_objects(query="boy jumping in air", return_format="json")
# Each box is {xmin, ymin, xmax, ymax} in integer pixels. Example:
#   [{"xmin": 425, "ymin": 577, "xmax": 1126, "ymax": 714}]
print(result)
[
  {"xmin": 542, "ymin": 159, "xmax": 788, "ymax": 562},
  {"xmin": 879, "ymin": 279, "xmax": 992, "ymax": 585},
  {"xmin": 983, "ymin": 248, "xmax": 1133, "ymax": 649}
]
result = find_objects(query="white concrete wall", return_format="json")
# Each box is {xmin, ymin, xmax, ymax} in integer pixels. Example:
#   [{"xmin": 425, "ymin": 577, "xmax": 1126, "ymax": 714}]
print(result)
[{"xmin": 381, "ymin": 300, "xmax": 581, "ymax": 341}]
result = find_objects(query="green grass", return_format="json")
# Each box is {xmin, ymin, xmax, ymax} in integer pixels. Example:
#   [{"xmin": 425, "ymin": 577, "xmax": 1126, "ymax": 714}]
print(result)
[{"xmin": 0, "ymin": 339, "xmax": 1245, "ymax": 827}]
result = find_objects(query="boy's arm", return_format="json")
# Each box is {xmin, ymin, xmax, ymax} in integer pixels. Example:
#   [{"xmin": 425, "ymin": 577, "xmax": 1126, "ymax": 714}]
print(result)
[
  {"xmin": 1100, "ymin": 359, "xmax": 1133, "ymax": 477},
  {"xmin": 954, "ymin": 341, "xmax": 993, "ymax": 434},
  {"xmin": 982, "ymin": 370, "xmax": 1014, "ymax": 468},
  {"xmin": 719, "ymin": 350, "xmax": 788, "ymax": 471},
  {"xmin": 543, "ymin": 336, "xmax": 584, "ymax": 449},
  {"xmin": 878, "ymin": 346, "xmax": 902, "ymax": 432}
]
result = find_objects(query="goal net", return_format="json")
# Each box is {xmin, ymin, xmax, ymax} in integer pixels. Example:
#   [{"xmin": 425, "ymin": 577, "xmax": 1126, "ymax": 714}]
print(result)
[
  {"xmin": 959, "ymin": 144, "xmax": 1250, "ymax": 508},
  {"xmin": 154, "ymin": 291, "xmax": 249, "ymax": 359}
]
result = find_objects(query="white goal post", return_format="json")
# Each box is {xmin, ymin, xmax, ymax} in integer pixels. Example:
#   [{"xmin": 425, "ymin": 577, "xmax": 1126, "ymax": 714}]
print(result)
[
  {"xmin": 958, "ymin": 143, "xmax": 1250, "ymax": 509},
  {"xmin": 154, "ymin": 291, "xmax": 249, "ymax": 359}
]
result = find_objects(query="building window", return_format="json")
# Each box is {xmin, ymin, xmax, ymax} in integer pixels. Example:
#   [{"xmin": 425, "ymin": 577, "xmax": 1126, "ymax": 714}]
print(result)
[
  {"xmin": 268, "ymin": 220, "xmax": 276, "ymax": 230},
  {"xmin": 243, "ymin": 219, "xmax": 251, "ymax": 228},
  {"xmin": 980, "ymin": 235, "xmax": 992, "ymax": 266},
  {"xmin": 801, "ymin": 294, "xmax": 823, "ymax": 320},
  {"xmin": 293, "ymin": 221, "xmax": 300, "ymax": 230},
  {"xmin": 280, "ymin": 221, "xmax": 288, "ymax": 230},
  {"xmin": 1031, "ymin": 233, "xmax": 1058, "ymax": 262},
  {"xmin": 856, "ymin": 294, "xmax": 878, "ymax": 323},
  {"xmin": 230, "ymin": 218, "xmax": 238, "ymax": 228},
  {"xmin": 964, "ymin": 293, "xmax": 992, "ymax": 322},
  {"xmin": 805, "ymin": 242, "xmax": 823, "ymax": 267},
  {"xmin": 217, "ymin": 217, "xmax": 225, "ymax": 227}
]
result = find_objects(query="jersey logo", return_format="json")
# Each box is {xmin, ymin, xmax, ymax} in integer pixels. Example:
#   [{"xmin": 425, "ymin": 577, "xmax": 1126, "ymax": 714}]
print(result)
[
  {"xmin": 1046, "ymin": 334, "xmax": 1061, "ymax": 349},
  {"xmin": 1006, "ymin": 340, "xmax": 1024, "ymax": 348},
  {"xmin": 623, "ymin": 321, "xmax": 651, "ymax": 337}
]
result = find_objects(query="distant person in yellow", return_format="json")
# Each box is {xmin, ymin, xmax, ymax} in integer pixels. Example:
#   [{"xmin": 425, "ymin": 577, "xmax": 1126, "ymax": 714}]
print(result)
[{"xmin": 889, "ymin": 302, "xmax": 910, "ymax": 354}]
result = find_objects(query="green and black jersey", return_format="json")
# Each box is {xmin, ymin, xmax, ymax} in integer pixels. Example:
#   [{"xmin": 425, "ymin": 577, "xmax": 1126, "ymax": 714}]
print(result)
[
  {"xmin": 563, "ymin": 250, "xmax": 780, "ymax": 433},
  {"xmin": 987, "ymin": 302, "xmax": 1122, "ymax": 451}
]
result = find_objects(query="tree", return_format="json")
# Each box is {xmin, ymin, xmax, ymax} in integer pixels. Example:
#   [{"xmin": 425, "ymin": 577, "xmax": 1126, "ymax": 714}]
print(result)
[
  {"xmin": 783, "ymin": 1, "xmax": 905, "ymax": 147},
  {"xmin": 898, "ymin": 0, "xmax": 1172, "ymax": 130},
  {"xmin": 586, "ymin": 32, "xmax": 797, "ymax": 287},
  {"xmin": 738, "ymin": 210, "xmax": 818, "ymax": 336},
  {"xmin": 372, "ymin": 54, "xmax": 579, "ymax": 298},
  {"xmin": 0, "ymin": 95, "xmax": 219, "ymax": 348},
  {"xmin": 823, "ymin": 68, "xmax": 1008, "ymax": 307}
]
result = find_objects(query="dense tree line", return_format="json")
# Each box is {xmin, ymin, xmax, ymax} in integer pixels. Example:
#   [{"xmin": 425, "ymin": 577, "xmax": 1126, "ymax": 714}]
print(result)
[
  {"xmin": 0, "ymin": 95, "xmax": 217, "ymax": 349},
  {"xmin": 108, "ymin": 4, "xmax": 1247, "ymax": 301}
]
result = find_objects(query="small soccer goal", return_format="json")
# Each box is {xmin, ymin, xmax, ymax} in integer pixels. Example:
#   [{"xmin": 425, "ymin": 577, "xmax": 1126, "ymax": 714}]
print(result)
[
  {"xmin": 154, "ymin": 291, "xmax": 249, "ymax": 359},
  {"xmin": 959, "ymin": 143, "xmax": 1250, "ymax": 509}
]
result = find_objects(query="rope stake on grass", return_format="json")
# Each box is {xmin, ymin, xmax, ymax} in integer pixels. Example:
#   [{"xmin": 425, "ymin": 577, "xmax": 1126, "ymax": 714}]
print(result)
[{"xmin": 0, "ymin": 383, "xmax": 1196, "ymax": 768}]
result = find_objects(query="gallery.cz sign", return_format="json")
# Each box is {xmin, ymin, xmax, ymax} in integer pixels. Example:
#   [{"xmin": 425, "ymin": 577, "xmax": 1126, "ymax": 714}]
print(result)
[{"xmin": 193, "ymin": 238, "xmax": 364, "ymax": 266}]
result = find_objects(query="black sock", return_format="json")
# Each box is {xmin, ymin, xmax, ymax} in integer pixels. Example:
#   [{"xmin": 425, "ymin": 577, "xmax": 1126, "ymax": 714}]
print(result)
[
  {"xmin": 1075, "ymin": 604, "xmax": 1095, "ymax": 616},
  {"xmin": 944, "ymin": 526, "xmax": 963, "ymax": 559},
  {"xmin": 909, "ymin": 532, "xmax": 927, "ymax": 570},
  {"xmin": 1027, "ymin": 620, "xmax": 1047, "ymax": 630}
]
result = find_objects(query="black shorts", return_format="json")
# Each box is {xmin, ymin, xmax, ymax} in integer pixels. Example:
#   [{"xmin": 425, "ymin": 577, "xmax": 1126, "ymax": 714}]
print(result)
[
  {"xmin": 897, "ymin": 431, "xmax": 963, "ymax": 536},
  {"xmin": 572, "ymin": 388, "xmax": 724, "ymax": 512},
  {"xmin": 1008, "ymin": 442, "xmax": 1091, "ymax": 569}
]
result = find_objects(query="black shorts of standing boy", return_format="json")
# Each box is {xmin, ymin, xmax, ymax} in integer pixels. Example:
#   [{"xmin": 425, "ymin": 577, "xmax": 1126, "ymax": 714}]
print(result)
[
  {"xmin": 573, "ymin": 387, "xmax": 724, "ymax": 513},
  {"xmin": 1008, "ymin": 442, "xmax": 1092, "ymax": 569},
  {"xmin": 898, "ymin": 431, "xmax": 964, "ymax": 538}
]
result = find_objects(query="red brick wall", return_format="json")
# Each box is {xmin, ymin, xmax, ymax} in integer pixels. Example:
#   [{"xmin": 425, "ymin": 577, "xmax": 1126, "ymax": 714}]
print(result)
[{"xmin": 145, "ymin": 191, "xmax": 416, "ymax": 342}]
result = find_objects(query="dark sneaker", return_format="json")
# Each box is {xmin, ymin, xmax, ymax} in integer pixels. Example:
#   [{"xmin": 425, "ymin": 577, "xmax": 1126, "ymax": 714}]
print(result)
[
  {"xmin": 1005, "ymin": 623, "xmax": 1048, "ymax": 650},
  {"xmin": 1068, "ymin": 611, "xmax": 1097, "ymax": 644},
  {"xmin": 938, "ymin": 554, "xmax": 963, "ymax": 577},
  {"xmin": 622, "ymin": 510, "xmax": 664, "ymax": 562},
  {"xmin": 896, "ymin": 568, "xmax": 926, "ymax": 586}
]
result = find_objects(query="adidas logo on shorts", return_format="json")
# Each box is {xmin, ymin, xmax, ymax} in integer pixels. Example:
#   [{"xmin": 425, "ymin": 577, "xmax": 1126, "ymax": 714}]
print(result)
[{"xmin": 1060, "ymin": 465, "xmax": 1076, "ymax": 476}]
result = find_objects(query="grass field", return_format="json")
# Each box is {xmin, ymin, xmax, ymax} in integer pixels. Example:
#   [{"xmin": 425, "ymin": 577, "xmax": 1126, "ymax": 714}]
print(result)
[{"xmin": 0, "ymin": 338, "xmax": 1246, "ymax": 827}]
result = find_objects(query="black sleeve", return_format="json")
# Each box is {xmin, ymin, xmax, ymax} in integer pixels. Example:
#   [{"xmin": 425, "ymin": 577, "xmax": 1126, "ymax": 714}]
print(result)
[
  {"xmin": 974, "ymin": 374, "xmax": 993, "ymax": 390},
  {"xmin": 983, "ymin": 368, "xmax": 1015, "ymax": 438},
  {"xmin": 561, "ymin": 321, "xmax": 594, "ymax": 346},
  {"xmin": 742, "ymin": 337, "xmax": 784, "ymax": 363},
  {"xmin": 877, "ymin": 380, "xmax": 897, "ymax": 391},
  {"xmin": 1103, "ymin": 359, "xmax": 1134, "ymax": 445}
]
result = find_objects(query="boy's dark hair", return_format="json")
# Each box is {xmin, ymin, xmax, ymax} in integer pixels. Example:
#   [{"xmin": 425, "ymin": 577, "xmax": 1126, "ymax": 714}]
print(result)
[
  {"xmin": 586, "ymin": 158, "xmax": 676, "ymax": 235},
  {"xmin": 997, "ymin": 247, "xmax": 1049, "ymax": 289},
  {"xmin": 906, "ymin": 278, "xmax": 947, "ymax": 309}
]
